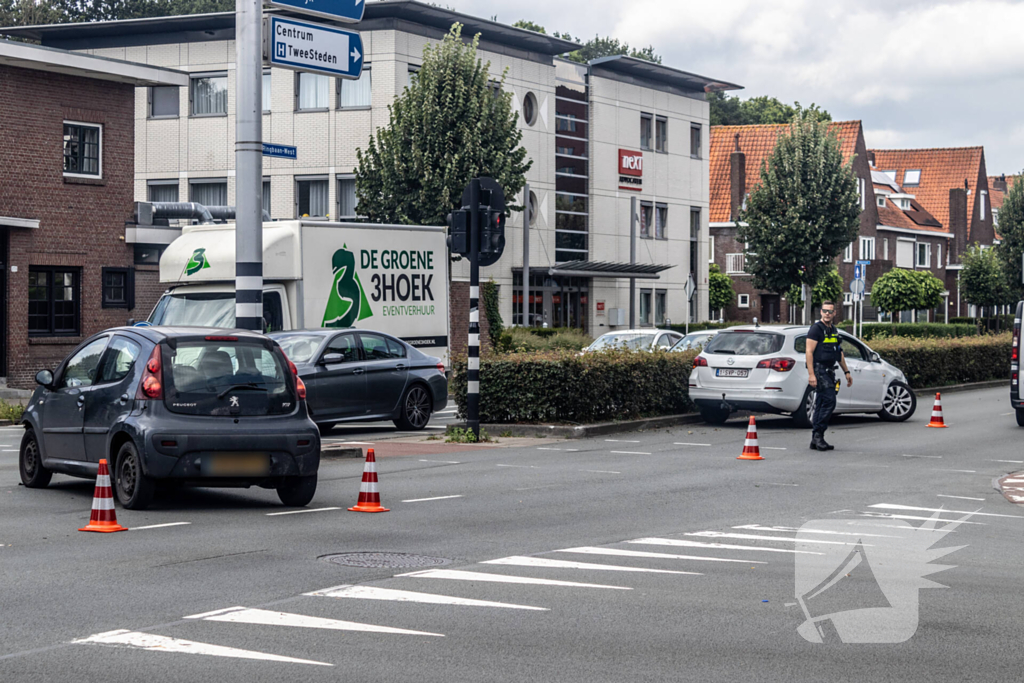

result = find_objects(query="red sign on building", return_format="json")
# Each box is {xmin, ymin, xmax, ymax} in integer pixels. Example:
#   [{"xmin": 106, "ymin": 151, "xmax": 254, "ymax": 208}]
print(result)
[{"xmin": 618, "ymin": 149, "xmax": 642, "ymax": 191}]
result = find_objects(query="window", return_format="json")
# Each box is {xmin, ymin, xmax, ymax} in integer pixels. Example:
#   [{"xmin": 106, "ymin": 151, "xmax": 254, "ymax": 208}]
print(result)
[
  {"xmin": 190, "ymin": 73, "xmax": 227, "ymax": 115},
  {"xmin": 737, "ymin": 293, "xmax": 750, "ymax": 309},
  {"xmin": 916, "ymin": 242, "xmax": 931, "ymax": 268},
  {"xmin": 877, "ymin": 195, "xmax": 887, "ymax": 208},
  {"xmin": 59, "ymin": 337, "xmax": 108, "ymax": 389},
  {"xmin": 262, "ymin": 178, "xmax": 271, "ymax": 217},
  {"xmin": 655, "ymin": 116, "xmax": 667, "ymax": 153},
  {"xmin": 655, "ymin": 203, "xmax": 667, "ymax": 239},
  {"xmin": 883, "ymin": 238, "xmax": 889, "ymax": 260},
  {"xmin": 993, "ymin": 208, "xmax": 1000, "ymax": 228},
  {"xmin": 324, "ymin": 333, "xmax": 359, "ymax": 363},
  {"xmin": 937, "ymin": 244, "xmax": 943, "ymax": 269},
  {"xmin": 134, "ymin": 245, "xmax": 164, "ymax": 265},
  {"xmin": 858, "ymin": 177, "xmax": 865, "ymax": 210},
  {"xmin": 897, "ymin": 197, "xmax": 911, "ymax": 210},
  {"xmin": 337, "ymin": 175, "xmax": 357, "ymax": 218},
  {"xmin": 844, "ymin": 243, "xmax": 854, "ymax": 262},
  {"xmin": 726, "ymin": 253, "xmax": 745, "ymax": 274},
  {"xmin": 360, "ymin": 333, "xmax": 400, "ymax": 360},
  {"xmin": 522, "ymin": 91, "xmax": 538, "ymax": 126},
  {"xmin": 147, "ymin": 179, "xmax": 179, "ymax": 203},
  {"xmin": 63, "ymin": 122, "xmax": 101, "ymax": 177},
  {"xmin": 690, "ymin": 207, "xmax": 700, "ymax": 279},
  {"xmin": 297, "ymin": 73, "xmax": 330, "ymax": 110},
  {"xmin": 655, "ymin": 290, "xmax": 667, "ymax": 325},
  {"xmin": 904, "ymin": 169, "xmax": 921, "ymax": 186},
  {"xmin": 296, "ymin": 176, "xmax": 329, "ymax": 218},
  {"xmin": 895, "ymin": 239, "xmax": 914, "ymax": 268},
  {"xmin": 980, "ymin": 190, "xmax": 987, "ymax": 220},
  {"xmin": 708, "ymin": 235, "xmax": 715, "ymax": 263},
  {"xmin": 97, "ymin": 337, "xmax": 142, "ymax": 384},
  {"xmin": 407, "ymin": 64, "xmax": 420, "ymax": 89},
  {"xmin": 640, "ymin": 113, "xmax": 653, "ymax": 150},
  {"xmin": 338, "ymin": 67, "xmax": 371, "ymax": 108},
  {"xmin": 263, "ymin": 70, "xmax": 271, "ymax": 112},
  {"xmin": 859, "ymin": 237, "xmax": 875, "ymax": 260},
  {"xmin": 881, "ymin": 170, "xmax": 897, "ymax": 182},
  {"xmin": 29, "ymin": 267, "xmax": 80, "ymax": 336},
  {"xmin": 262, "ymin": 291, "xmax": 284, "ymax": 332},
  {"xmin": 640, "ymin": 290, "xmax": 652, "ymax": 325},
  {"xmin": 189, "ymin": 179, "xmax": 227, "ymax": 207},
  {"xmin": 640, "ymin": 202, "xmax": 653, "ymax": 238},
  {"xmin": 101, "ymin": 267, "xmax": 133, "ymax": 309},
  {"xmin": 690, "ymin": 124, "xmax": 701, "ymax": 159},
  {"xmin": 149, "ymin": 86, "xmax": 179, "ymax": 118}
]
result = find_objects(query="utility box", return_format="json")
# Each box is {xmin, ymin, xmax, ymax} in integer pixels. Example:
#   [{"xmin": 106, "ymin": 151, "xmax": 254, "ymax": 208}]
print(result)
[{"xmin": 607, "ymin": 308, "xmax": 626, "ymax": 326}]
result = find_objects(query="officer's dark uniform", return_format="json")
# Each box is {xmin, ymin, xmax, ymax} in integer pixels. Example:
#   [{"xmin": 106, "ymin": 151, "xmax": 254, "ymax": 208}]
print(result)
[{"xmin": 808, "ymin": 320, "xmax": 843, "ymax": 440}]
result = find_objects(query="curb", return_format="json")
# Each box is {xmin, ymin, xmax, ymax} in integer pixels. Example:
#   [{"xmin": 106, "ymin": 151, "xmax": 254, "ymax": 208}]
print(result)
[
  {"xmin": 913, "ymin": 379, "xmax": 1009, "ymax": 396},
  {"xmin": 320, "ymin": 446, "xmax": 365, "ymax": 459}
]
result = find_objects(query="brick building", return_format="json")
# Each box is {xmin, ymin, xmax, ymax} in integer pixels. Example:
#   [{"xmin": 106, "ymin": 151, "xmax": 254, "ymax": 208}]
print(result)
[{"xmin": 0, "ymin": 41, "xmax": 187, "ymax": 387}]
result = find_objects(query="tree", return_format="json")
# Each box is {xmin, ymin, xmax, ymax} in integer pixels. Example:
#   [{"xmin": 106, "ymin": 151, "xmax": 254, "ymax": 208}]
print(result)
[
  {"xmin": 869, "ymin": 269, "xmax": 945, "ymax": 320},
  {"xmin": 961, "ymin": 244, "xmax": 1012, "ymax": 327},
  {"xmin": 995, "ymin": 175, "xmax": 1024, "ymax": 301},
  {"xmin": 511, "ymin": 19, "xmax": 546, "ymax": 34},
  {"xmin": 708, "ymin": 92, "xmax": 831, "ymax": 126},
  {"xmin": 708, "ymin": 264, "xmax": 734, "ymax": 320},
  {"xmin": 354, "ymin": 24, "xmax": 530, "ymax": 225},
  {"xmin": 787, "ymin": 266, "xmax": 843, "ymax": 309},
  {"xmin": 737, "ymin": 110, "xmax": 860, "ymax": 296},
  {"xmin": 555, "ymin": 34, "xmax": 661, "ymax": 64},
  {"xmin": 0, "ymin": 0, "xmax": 232, "ymax": 28}
]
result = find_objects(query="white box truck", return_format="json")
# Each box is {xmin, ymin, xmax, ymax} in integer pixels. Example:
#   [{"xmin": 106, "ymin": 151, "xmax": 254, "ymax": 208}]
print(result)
[{"xmin": 147, "ymin": 220, "xmax": 450, "ymax": 363}]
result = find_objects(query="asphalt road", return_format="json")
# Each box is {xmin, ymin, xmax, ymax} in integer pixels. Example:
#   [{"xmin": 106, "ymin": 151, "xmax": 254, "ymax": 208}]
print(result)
[{"xmin": 1, "ymin": 387, "xmax": 1022, "ymax": 682}]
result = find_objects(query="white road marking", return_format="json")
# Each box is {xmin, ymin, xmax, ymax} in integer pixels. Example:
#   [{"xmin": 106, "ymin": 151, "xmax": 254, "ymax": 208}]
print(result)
[
  {"xmin": 436, "ymin": 409, "xmax": 457, "ymax": 414},
  {"xmin": 581, "ymin": 469, "xmax": 621, "ymax": 474},
  {"xmin": 1000, "ymin": 412, "xmax": 1015, "ymax": 416},
  {"xmin": 131, "ymin": 522, "xmax": 192, "ymax": 531},
  {"xmin": 937, "ymin": 469, "xmax": 977, "ymax": 473},
  {"xmin": 610, "ymin": 451, "xmax": 651, "ymax": 455},
  {"xmin": 419, "ymin": 459, "xmax": 461, "ymax": 464},
  {"xmin": 397, "ymin": 568, "xmax": 631, "ymax": 589},
  {"xmin": 605, "ymin": 439, "xmax": 640, "ymax": 443},
  {"xmin": 2, "ymin": 449, "xmax": 19, "ymax": 452},
  {"xmin": 674, "ymin": 442, "xmax": 712, "ymax": 447},
  {"xmin": 514, "ymin": 484, "xmax": 561, "ymax": 491},
  {"xmin": 858, "ymin": 512, "xmax": 986, "ymax": 525},
  {"xmin": 686, "ymin": 531, "xmax": 866, "ymax": 546},
  {"xmin": 1003, "ymin": 478, "xmax": 1024, "ymax": 484},
  {"xmin": 305, "ymin": 585, "xmax": 547, "ymax": 610},
  {"xmin": 266, "ymin": 507, "xmax": 341, "ymax": 516},
  {"xmin": 937, "ymin": 495, "xmax": 986, "ymax": 501},
  {"xmin": 72, "ymin": 629, "xmax": 331, "ymax": 666},
  {"xmin": 901, "ymin": 454, "xmax": 942, "ymax": 459},
  {"xmin": 734, "ymin": 525, "xmax": 896, "ymax": 538},
  {"xmin": 761, "ymin": 447, "xmax": 787, "ymax": 451},
  {"xmin": 867, "ymin": 503, "xmax": 1023, "ymax": 519},
  {"xmin": 482, "ymin": 556, "xmax": 701, "ymax": 575},
  {"xmin": 762, "ymin": 482, "xmax": 799, "ymax": 487},
  {"xmin": 422, "ymin": 426, "xmax": 447, "ymax": 430},
  {"xmin": 628, "ymin": 537, "xmax": 824, "ymax": 555},
  {"xmin": 496, "ymin": 464, "xmax": 539, "ymax": 469},
  {"xmin": 991, "ymin": 460, "xmax": 1024, "ymax": 464},
  {"xmin": 554, "ymin": 546, "xmax": 766, "ymax": 564},
  {"xmin": 402, "ymin": 495, "xmax": 463, "ymax": 503},
  {"xmin": 327, "ymin": 441, "xmax": 375, "ymax": 445},
  {"xmin": 184, "ymin": 606, "xmax": 442, "ymax": 636}
]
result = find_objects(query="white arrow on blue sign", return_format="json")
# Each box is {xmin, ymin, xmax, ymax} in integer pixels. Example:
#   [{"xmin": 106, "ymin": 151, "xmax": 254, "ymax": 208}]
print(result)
[
  {"xmin": 265, "ymin": 15, "xmax": 363, "ymax": 80},
  {"xmin": 265, "ymin": 0, "xmax": 364, "ymax": 23}
]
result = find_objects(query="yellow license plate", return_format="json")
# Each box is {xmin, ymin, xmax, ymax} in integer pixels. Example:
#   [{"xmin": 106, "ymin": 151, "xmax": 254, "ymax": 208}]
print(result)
[{"xmin": 207, "ymin": 453, "xmax": 270, "ymax": 476}]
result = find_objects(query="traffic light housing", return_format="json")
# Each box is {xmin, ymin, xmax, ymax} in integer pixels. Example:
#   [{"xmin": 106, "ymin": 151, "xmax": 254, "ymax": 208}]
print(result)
[
  {"xmin": 446, "ymin": 209, "xmax": 469, "ymax": 256},
  {"xmin": 480, "ymin": 208, "xmax": 505, "ymax": 256}
]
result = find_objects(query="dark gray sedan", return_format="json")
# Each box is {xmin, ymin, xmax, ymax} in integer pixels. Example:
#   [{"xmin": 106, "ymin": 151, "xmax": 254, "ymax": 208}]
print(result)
[{"xmin": 270, "ymin": 329, "xmax": 448, "ymax": 431}]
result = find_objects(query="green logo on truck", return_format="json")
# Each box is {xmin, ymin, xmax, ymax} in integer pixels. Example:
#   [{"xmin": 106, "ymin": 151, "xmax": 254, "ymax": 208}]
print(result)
[
  {"xmin": 322, "ymin": 246, "xmax": 373, "ymax": 327},
  {"xmin": 185, "ymin": 248, "xmax": 211, "ymax": 276}
]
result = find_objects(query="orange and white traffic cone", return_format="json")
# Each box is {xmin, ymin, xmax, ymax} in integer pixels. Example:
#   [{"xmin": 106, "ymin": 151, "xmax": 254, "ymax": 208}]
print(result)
[
  {"xmin": 926, "ymin": 392, "xmax": 948, "ymax": 428},
  {"xmin": 348, "ymin": 449, "xmax": 390, "ymax": 513},
  {"xmin": 737, "ymin": 416, "xmax": 764, "ymax": 461},
  {"xmin": 79, "ymin": 459, "xmax": 127, "ymax": 533}
]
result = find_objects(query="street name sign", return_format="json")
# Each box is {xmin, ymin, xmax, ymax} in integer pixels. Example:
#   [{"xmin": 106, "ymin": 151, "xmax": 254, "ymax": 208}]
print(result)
[
  {"xmin": 265, "ymin": 0, "xmax": 365, "ymax": 23},
  {"xmin": 264, "ymin": 15, "xmax": 363, "ymax": 80},
  {"xmin": 262, "ymin": 143, "xmax": 297, "ymax": 159}
]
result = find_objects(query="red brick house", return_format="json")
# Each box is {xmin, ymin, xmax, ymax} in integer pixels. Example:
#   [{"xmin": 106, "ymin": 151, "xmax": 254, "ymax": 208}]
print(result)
[
  {"xmin": 708, "ymin": 121, "xmax": 879, "ymax": 324},
  {"xmin": 0, "ymin": 41, "xmax": 187, "ymax": 387},
  {"xmin": 990, "ymin": 173, "xmax": 1018, "ymax": 235}
]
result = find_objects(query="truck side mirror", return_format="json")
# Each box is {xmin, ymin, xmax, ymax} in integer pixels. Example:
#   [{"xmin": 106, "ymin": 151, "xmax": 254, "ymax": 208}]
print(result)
[{"xmin": 35, "ymin": 369, "xmax": 54, "ymax": 388}]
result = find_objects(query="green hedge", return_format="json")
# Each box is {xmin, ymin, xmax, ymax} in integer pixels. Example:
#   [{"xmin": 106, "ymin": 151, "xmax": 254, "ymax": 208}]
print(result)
[
  {"xmin": 870, "ymin": 333, "xmax": 1011, "ymax": 388},
  {"xmin": 450, "ymin": 349, "xmax": 696, "ymax": 424},
  {"xmin": 949, "ymin": 315, "xmax": 1016, "ymax": 332},
  {"xmin": 842, "ymin": 322, "xmax": 980, "ymax": 341}
]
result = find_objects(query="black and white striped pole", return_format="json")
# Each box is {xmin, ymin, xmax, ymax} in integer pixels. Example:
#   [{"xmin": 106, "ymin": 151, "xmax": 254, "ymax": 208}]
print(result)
[
  {"xmin": 234, "ymin": 0, "xmax": 263, "ymax": 332},
  {"xmin": 467, "ymin": 178, "xmax": 482, "ymax": 438}
]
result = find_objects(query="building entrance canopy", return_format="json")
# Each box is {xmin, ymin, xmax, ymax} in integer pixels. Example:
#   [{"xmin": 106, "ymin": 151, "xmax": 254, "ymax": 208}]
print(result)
[{"xmin": 547, "ymin": 260, "xmax": 674, "ymax": 280}]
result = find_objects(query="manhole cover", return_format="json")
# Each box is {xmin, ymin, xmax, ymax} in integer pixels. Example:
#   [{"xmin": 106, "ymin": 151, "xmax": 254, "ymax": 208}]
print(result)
[{"xmin": 321, "ymin": 552, "xmax": 452, "ymax": 569}]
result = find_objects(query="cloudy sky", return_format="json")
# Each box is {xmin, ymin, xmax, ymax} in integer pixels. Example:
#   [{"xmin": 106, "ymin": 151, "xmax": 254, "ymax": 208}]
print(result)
[{"xmin": 443, "ymin": 0, "xmax": 1024, "ymax": 175}]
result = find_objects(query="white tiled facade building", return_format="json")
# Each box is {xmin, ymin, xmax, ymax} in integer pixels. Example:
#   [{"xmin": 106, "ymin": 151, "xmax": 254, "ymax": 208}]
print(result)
[{"xmin": 28, "ymin": 1, "xmax": 739, "ymax": 337}]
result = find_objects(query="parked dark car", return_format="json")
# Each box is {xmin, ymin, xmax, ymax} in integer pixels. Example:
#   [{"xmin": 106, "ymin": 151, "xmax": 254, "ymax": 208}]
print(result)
[
  {"xmin": 19, "ymin": 327, "xmax": 320, "ymax": 510},
  {"xmin": 270, "ymin": 329, "xmax": 448, "ymax": 431}
]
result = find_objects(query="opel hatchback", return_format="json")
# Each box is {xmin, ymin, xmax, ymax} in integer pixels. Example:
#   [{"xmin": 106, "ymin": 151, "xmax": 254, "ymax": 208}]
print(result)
[{"xmin": 19, "ymin": 327, "xmax": 320, "ymax": 509}]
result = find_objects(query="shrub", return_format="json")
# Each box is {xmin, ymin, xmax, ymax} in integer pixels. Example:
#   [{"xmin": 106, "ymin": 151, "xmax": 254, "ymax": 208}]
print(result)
[
  {"xmin": 870, "ymin": 333, "xmax": 1011, "ymax": 388},
  {"xmin": 496, "ymin": 327, "xmax": 592, "ymax": 353},
  {"xmin": 950, "ymin": 315, "xmax": 1016, "ymax": 333},
  {"xmin": 0, "ymin": 399, "xmax": 24, "ymax": 423},
  {"xmin": 450, "ymin": 349, "xmax": 696, "ymax": 424},
  {"xmin": 843, "ymin": 323, "xmax": 979, "ymax": 341}
]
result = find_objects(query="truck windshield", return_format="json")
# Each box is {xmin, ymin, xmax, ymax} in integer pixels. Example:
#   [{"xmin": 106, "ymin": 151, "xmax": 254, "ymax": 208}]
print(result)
[{"xmin": 149, "ymin": 292, "xmax": 235, "ymax": 327}]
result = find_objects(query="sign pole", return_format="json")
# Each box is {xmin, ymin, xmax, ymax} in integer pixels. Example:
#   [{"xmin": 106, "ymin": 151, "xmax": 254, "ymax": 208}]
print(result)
[
  {"xmin": 467, "ymin": 179, "xmax": 481, "ymax": 439},
  {"xmin": 234, "ymin": 0, "xmax": 263, "ymax": 332},
  {"xmin": 522, "ymin": 183, "xmax": 530, "ymax": 327},
  {"xmin": 629, "ymin": 195, "xmax": 637, "ymax": 329}
]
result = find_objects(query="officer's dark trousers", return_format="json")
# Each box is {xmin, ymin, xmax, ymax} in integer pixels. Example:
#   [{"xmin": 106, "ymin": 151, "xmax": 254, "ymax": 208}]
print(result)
[{"xmin": 812, "ymin": 363, "xmax": 837, "ymax": 434}]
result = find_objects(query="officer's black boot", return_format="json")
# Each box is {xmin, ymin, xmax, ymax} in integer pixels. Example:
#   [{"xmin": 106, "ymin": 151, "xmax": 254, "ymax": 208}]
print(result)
[
  {"xmin": 810, "ymin": 431, "xmax": 828, "ymax": 451},
  {"xmin": 819, "ymin": 433, "xmax": 835, "ymax": 451}
]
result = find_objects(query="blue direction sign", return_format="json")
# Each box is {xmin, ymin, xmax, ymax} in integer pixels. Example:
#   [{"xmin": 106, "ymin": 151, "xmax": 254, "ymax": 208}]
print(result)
[
  {"xmin": 265, "ymin": 0, "xmax": 364, "ymax": 24},
  {"xmin": 265, "ymin": 15, "xmax": 363, "ymax": 80},
  {"xmin": 854, "ymin": 264, "xmax": 862, "ymax": 281},
  {"xmin": 262, "ymin": 143, "xmax": 297, "ymax": 160}
]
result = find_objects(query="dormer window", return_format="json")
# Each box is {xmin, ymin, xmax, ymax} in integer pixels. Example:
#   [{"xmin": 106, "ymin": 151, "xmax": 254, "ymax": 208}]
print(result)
[
  {"xmin": 877, "ymin": 196, "xmax": 886, "ymax": 208},
  {"xmin": 898, "ymin": 198, "xmax": 911, "ymax": 210},
  {"xmin": 904, "ymin": 169, "xmax": 921, "ymax": 186}
]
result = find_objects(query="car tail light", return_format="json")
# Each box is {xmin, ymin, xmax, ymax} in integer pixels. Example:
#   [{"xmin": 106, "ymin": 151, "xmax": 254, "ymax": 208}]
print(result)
[
  {"xmin": 285, "ymin": 358, "xmax": 307, "ymax": 401},
  {"xmin": 437, "ymin": 362, "xmax": 445, "ymax": 375},
  {"xmin": 756, "ymin": 357, "xmax": 796, "ymax": 372},
  {"xmin": 1013, "ymin": 322, "xmax": 1020, "ymax": 362},
  {"xmin": 136, "ymin": 345, "xmax": 163, "ymax": 400},
  {"xmin": 693, "ymin": 356, "xmax": 708, "ymax": 368}
]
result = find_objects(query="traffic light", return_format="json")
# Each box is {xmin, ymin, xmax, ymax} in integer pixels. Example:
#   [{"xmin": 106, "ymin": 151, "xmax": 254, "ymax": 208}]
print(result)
[
  {"xmin": 481, "ymin": 209, "xmax": 505, "ymax": 255},
  {"xmin": 446, "ymin": 209, "xmax": 469, "ymax": 256}
]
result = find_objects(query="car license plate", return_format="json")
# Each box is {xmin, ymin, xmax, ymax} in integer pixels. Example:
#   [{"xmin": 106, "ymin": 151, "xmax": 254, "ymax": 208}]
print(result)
[
  {"xmin": 205, "ymin": 452, "xmax": 270, "ymax": 476},
  {"xmin": 716, "ymin": 368, "xmax": 749, "ymax": 378}
]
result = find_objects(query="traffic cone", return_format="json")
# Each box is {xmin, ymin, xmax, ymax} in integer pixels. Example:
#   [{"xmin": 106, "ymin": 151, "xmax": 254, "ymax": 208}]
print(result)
[
  {"xmin": 926, "ymin": 393, "xmax": 948, "ymax": 428},
  {"xmin": 737, "ymin": 416, "xmax": 764, "ymax": 461},
  {"xmin": 348, "ymin": 449, "xmax": 390, "ymax": 513},
  {"xmin": 79, "ymin": 459, "xmax": 128, "ymax": 533}
]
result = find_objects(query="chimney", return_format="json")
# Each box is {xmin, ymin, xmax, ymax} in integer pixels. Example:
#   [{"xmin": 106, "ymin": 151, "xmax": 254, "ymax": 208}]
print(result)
[
  {"xmin": 867, "ymin": 150, "xmax": 875, "ymax": 167},
  {"xmin": 948, "ymin": 187, "xmax": 968, "ymax": 263},
  {"xmin": 993, "ymin": 173, "xmax": 1008, "ymax": 192},
  {"xmin": 730, "ymin": 133, "xmax": 746, "ymax": 222}
]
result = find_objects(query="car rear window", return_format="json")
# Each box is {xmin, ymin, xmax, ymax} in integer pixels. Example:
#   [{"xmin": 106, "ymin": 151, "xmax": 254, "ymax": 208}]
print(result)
[
  {"xmin": 704, "ymin": 331, "xmax": 785, "ymax": 356},
  {"xmin": 164, "ymin": 340, "xmax": 295, "ymax": 416}
]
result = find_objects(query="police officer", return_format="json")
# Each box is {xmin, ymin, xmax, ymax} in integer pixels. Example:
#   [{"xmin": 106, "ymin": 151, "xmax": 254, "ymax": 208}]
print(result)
[{"xmin": 804, "ymin": 301, "xmax": 852, "ymax": 451}]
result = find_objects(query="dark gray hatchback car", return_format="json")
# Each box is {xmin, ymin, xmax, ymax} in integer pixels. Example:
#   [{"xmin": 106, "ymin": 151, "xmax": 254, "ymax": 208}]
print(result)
[
  {"xmin": 270, "ymin": 329, "xmax": 448, "ymax": 431},
  {"xmin": 19, "ymin": 327, "xmax": 320, "ymax": 510}
]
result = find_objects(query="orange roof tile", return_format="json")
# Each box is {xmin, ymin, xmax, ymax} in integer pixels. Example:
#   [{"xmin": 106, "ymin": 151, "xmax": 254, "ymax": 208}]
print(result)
[
  {"xmin": 709, "ymin": 121, "xmax": 862, "ymax": 223},
  {"xmin": 868, "ymin": 147, "xmax": 984, "ymax": 233},
  {"xmin": 875, "ymin": 197, "xmax": 947, "ymax": 234},
  {"xmin": 988, "ymin": 174, "xmax": 1018, "ymax": 211}
]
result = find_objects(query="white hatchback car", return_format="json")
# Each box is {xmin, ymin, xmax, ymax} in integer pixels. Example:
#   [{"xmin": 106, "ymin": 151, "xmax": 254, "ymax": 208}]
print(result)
[
  {"xmin": 582, "ymin": 329, "xmax": 683, "ymax": 353},
  {"xmin": 688, "ymin": 325, "xmax": 916, "ymax": 426}
]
